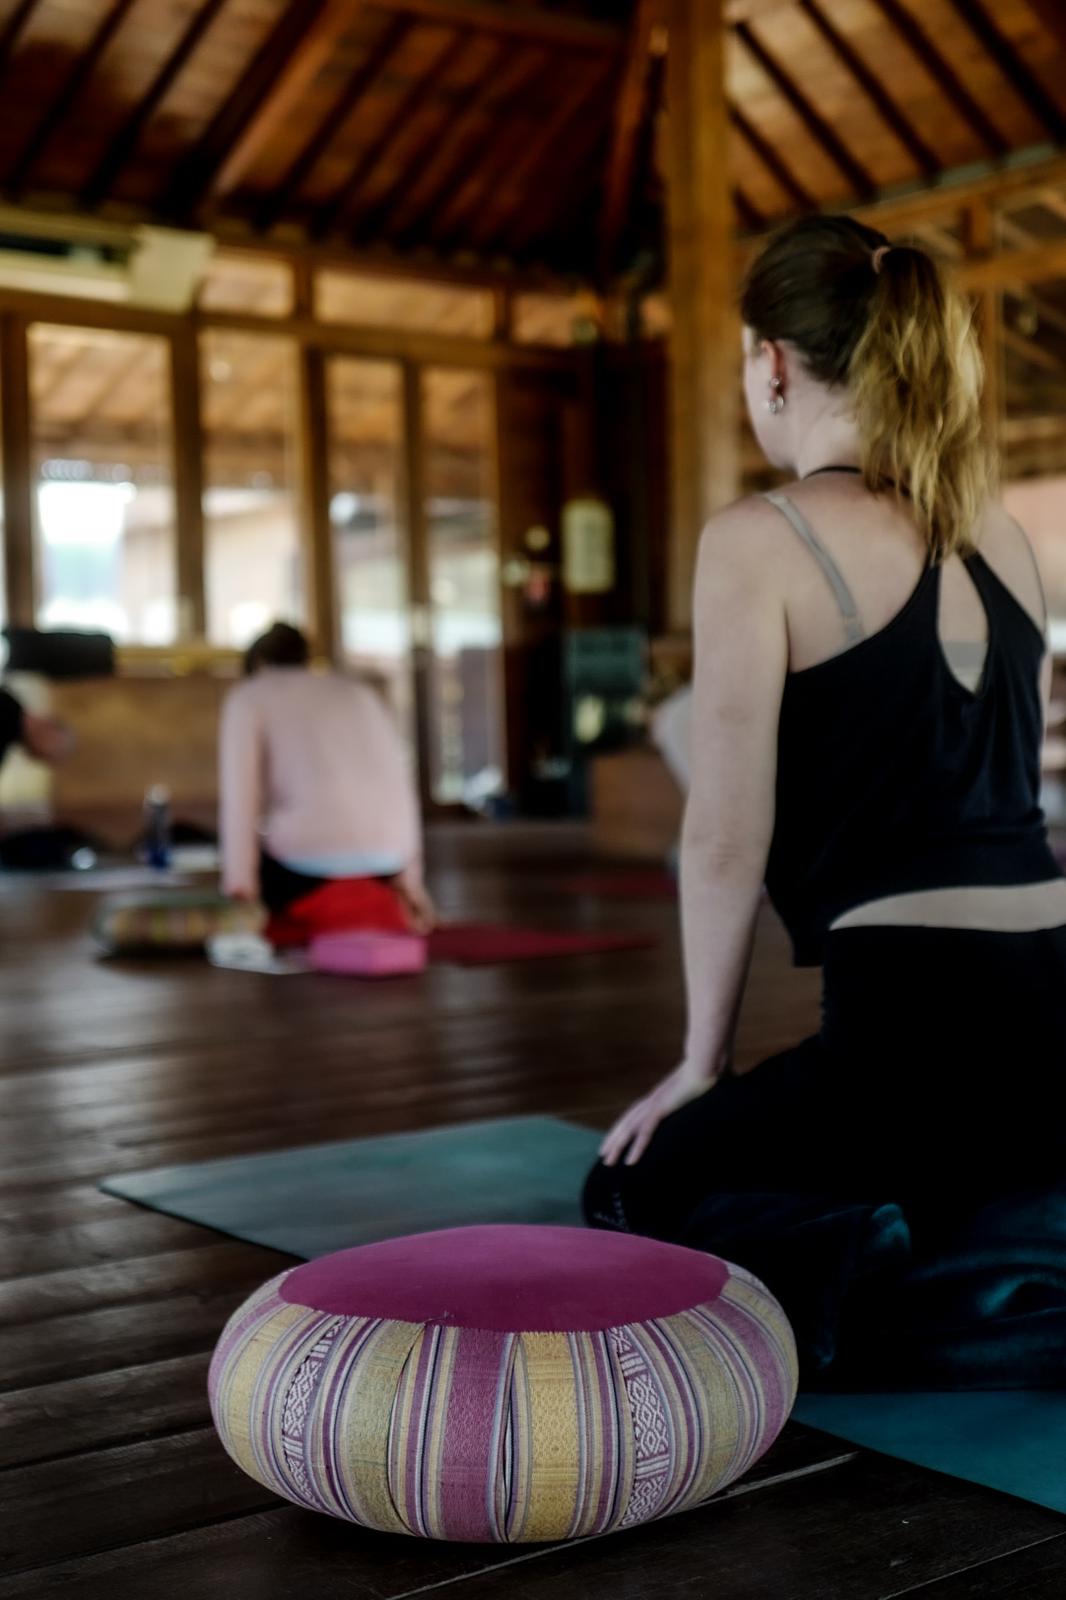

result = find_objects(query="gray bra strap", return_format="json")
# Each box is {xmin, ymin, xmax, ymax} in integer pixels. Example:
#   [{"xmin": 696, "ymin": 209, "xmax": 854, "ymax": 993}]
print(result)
[{"xmin": 763, "ymin": 491, "xmax": 865, "ymax": 647}]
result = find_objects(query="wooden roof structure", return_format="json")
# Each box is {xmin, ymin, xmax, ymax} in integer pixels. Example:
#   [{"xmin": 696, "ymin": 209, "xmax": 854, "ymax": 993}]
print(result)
[{"xmin": 0, "ymin": 0, "xmax": 1064, "ymax": 282}]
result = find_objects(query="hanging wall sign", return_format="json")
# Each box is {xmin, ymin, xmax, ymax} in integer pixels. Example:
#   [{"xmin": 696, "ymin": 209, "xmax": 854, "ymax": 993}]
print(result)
[{"xmin": 562, "ymin": 496, "xmax": 615, "ymax": 594}]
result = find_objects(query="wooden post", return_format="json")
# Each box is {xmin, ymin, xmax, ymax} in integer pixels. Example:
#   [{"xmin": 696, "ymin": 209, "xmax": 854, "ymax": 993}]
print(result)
[
  {"xmin": 665, "ymin": 0, "xmax": 739, "ymax": 632},
  {"xmin": 168, "ymin": 324, "xmax": 206, "ymax": 639},
  {"xmin": 0, "ymin": 312, "xmax": 35, "ymax": 627},
  {"xmin": 297, "ymin": 344, "xmax": 337, "ymax": 662},
  {"xmin": 964, "ymin": 201, "xmax": 1003, "ymax": 459}
]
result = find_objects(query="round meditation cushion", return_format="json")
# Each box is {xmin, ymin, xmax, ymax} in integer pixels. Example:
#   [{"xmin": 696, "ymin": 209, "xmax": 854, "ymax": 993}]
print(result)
[
  {"xmin": 208, "ymin": 1224, "xmax": 797, "ymax": 1543},
  {"xmin": 93, "ymin": 891, "xmax": 263, "ymax": 953}
]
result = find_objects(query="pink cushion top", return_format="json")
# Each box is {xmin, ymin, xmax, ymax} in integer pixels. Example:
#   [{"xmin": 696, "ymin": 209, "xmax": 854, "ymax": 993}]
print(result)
[{"xmin": 280, "ymin": 1224, "xmax": 730, "ymax": 1332}]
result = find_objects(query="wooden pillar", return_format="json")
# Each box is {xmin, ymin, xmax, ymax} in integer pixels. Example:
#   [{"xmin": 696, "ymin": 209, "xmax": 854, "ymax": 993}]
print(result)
[
  {"xmin": 0, "ymin": 313, "xmax": 35, "ymax": 627},
  {"xmin": 297, "ymin": 342, "xmax": 337, "ymax": 662},
  {"xmin": 169, "ymin": 323, "xmax": 206, "ymax": 639},
  {"xmin": 963, "ymin": 202, "xmax": 1003, "ymax": 459},
  {"xmin": 665, "ymin": 0, "xmax": 739, "ymax": 631}
]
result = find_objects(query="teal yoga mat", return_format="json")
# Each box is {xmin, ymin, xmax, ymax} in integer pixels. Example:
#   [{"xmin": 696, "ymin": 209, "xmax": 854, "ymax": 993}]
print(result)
[
  {"xmin": 100, "ymin": 1115, "xmax": 602, "ymax": 1258},
  {"xmin": 793, "ymin": 1390, "xmax": 1066, "ymax": 1515},
  {"xmin": 102, "ymin": 1117, "xmax": 1065, "ymax": 1514}
]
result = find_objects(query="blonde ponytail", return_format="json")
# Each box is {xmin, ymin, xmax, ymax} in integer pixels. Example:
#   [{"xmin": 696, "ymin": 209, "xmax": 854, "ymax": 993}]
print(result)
[
  {"xmin": 740, "ymin": 216, "xmax": 992, "ymax": 559},
  {"xmin": 850, "ymin": 247, "xmax": 990, "ymax": 558}
]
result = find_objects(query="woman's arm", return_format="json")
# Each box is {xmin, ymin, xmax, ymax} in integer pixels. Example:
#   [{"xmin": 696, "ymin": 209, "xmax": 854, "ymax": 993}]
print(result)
[
  {"xmin": 679, "ymin": 507, "xmax": 789, "ymax": 1077},
  {"xmin": 600, "ymin": 502, "xmax": 788, "ymax": 1166},
  {"xmin": 219, "ymin": 689, "xmax": 263, "ymax": 900}
]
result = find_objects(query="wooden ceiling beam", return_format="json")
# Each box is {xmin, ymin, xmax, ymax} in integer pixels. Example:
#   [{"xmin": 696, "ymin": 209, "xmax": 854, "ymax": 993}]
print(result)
[
  {"xmin": 469, "ymin": 58, "xmax": 614, "ymax": 252},
  {"xmin": 1023, "ymin": 0, "xmax": 1066, "ymax": 54},
  {"xmin": 599, "ymin": 0, "xmax": 659, "ymax": 280},
  {"xmin": 82, "ymin": 0, "xmax": 231, "ymax": 209},
  {"xmin": 944, "ymin": 0, "xmax": 1066, "ymax": 145},
  {"xmin": 391, "ymin": 46, "xmax": 549, "ymax": 246},
  {"xmin": 362, "ymin": 38, "xmax": 511, "ymax": 242},
  {"xmin": 736, "ymin": 21, "xmax": 876, "ymax": 197},
  {"xmin": 427, "ymin": 58, "xmax": 557, "ymax": 246},
  {"xmin": 8, "ymin": 0, "xmax": 139, "ymax": 195},
  {"xmin": 207, "ymin": 0, "xmax": 364, "ymax": 202},
  {"xmin": 370, "ymin": 0, "xmax": 623, "ymax": 49},
  {"xmin": 506, "ymin": 91, "xmax": 614, "ymax": 259},
  {"xmin": 797, "ymin": 0, "xmax": 937, "ymax": 178},
  {"xmin": 850, "ymin": 152, "xmax": 1066, "ymax": 235},
  {"xmin": 733, "ymin": 186, "xmax": 766, "ymax": 232},
  {"xmin": 0, "ymin": 0, "xmax": 41, "ymax": 78},
  {"xmin": 960, "ymin": 235, "xmax": 1066, "ymax": 291},
  {"xmin": 872, "ymin": 0, "xmax": 1008, "ymax": 157},
  {"xmin": 256, "ymin": 18, "xmax": 410, "ymax": 234},
  {"xmin": 313, "ymin": 30, "xmax": 469, "ymax": 242},
  {"xmin": 730, "ymin": 104, "xmax": 814, "ymax": 211},
  {"xmin": 166, "ymin": 0, "xmax": 357, "ymax": 219}
]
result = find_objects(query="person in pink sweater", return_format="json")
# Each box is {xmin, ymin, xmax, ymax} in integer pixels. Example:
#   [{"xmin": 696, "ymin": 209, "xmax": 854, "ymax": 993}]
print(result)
[{"xmin": 219, "ymin": 623, "xmax": 435, "ymax": 942}]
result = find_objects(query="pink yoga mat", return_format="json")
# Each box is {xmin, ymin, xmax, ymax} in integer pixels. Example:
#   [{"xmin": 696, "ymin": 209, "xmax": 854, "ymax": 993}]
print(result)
[{"xmin": 428, "ymin": 923, "xmax": 656, "ymax": 965}]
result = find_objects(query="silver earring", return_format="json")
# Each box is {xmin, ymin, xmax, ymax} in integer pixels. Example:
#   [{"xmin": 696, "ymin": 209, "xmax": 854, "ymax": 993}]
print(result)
[{"xmin": 765, "ymin": 376, "xmax": 785, "ymax": 415}]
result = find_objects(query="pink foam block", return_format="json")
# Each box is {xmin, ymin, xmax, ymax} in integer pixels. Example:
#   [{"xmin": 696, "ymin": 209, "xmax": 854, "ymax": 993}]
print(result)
[{"xmin": 308, "ymin": 930, "xmax": 427, "ymax": 977}]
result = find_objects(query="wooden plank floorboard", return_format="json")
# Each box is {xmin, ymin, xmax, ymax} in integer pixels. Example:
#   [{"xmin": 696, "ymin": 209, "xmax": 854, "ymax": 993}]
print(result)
[
  {"xmin": 0, "ymin": 1425, "xmax": 856, "ymax": 1591},
  {"xmin": 386, "ymin": 1456, "xmax": 1065, "ymax": 1600},
  {"xmin": 0, "ymin": 824, "xmax": 1058, "ymax": 1597},
  {"xmin": 883, "ymin": 1534, "xmax": 1066, "ymax": 1597}
]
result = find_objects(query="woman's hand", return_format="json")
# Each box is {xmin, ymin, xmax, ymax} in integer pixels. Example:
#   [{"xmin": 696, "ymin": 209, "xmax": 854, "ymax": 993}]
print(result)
[
  {"xmin": 599, "ymin": 1061, "xmax": 724, "ymax": 1169},
  {"xmin": 395, "ymin": 867, "xmax": 437, "ymax": 935}
]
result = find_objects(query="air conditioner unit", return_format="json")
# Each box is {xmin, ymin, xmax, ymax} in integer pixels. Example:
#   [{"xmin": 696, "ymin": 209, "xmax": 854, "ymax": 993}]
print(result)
[{"xmin": 0, "ymin": 208, "xmax": 213, "ymax": 311}]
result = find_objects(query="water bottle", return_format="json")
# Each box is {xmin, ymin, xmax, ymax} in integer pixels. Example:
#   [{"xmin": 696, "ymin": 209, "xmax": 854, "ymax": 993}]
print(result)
[{"xmin": 143, "ymin": 783, "xmax": 172, "ymax": 870}]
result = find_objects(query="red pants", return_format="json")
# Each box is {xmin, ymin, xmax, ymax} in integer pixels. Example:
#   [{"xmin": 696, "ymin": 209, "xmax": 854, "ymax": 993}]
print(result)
[{"xmin": 266, "ymin": 877, "xmax": 412, "ymax": 949}]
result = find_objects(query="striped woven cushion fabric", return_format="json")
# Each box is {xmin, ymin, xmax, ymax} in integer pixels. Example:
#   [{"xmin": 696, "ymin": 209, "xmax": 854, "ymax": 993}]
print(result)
[
  {"xmin": 93, "ymin": 892, "xmax": 263, "ymax": 952},
  {"xmin": 209, "ymin": 1224, "xmax": 797, "ymax": 1543}
]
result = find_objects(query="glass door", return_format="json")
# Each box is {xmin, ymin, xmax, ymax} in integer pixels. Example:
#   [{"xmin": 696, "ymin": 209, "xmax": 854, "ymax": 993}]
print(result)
[
  {"xmin": 326, "ymin": 357, "xmax": 414, "ymax": 745},
  {"xmin": 322, "ymin": 356, "xmax": 505, "ymax": 805},
  {"xmin": 421, "ymin": 367, "xmax": 505, "ymax": 806}
]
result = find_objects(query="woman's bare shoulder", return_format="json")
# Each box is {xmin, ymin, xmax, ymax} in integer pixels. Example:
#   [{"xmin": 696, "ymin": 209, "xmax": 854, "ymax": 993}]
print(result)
[{"xmin": 975, "ymin": 503, "xmax": 1047, "ymax": 633}]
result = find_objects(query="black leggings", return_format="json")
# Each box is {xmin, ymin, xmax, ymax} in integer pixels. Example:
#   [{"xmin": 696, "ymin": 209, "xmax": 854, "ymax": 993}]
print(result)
[
  {"xmin": 258, "ymin": 852, "xmax": 327, "ymax": 915},
  {"xmin": 584, "ymin": 923, "xmax": 1066, "ymax": 1245}
]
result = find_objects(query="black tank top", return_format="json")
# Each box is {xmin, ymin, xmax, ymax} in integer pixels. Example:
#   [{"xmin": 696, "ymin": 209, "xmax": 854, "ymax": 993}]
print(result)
[{"xmin": 764, "ymin": 494, "xmax": 1061, "ymax": 966}]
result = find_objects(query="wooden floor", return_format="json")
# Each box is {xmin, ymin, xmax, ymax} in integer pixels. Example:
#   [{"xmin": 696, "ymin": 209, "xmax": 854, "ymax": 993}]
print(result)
[{"xmin": 0, "ymin": 823, "xmax": 1062, "ymax": 1598}]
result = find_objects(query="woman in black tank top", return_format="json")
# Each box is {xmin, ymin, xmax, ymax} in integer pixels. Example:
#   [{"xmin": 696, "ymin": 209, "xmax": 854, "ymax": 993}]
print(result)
[{"xmin": 583, "ymin": 216, "xmax": 1066, "ymax": 1389}]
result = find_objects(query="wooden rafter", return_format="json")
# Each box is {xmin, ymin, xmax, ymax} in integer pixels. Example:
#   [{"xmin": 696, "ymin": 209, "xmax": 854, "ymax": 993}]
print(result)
[
  {"xmin": 797, "ymin": 0, "xmax": 937, "ymax": 178},
  {"xmin": 167, "ymin": 0, "xmax": 357, "ymax": 219},
  {"xmin": 506, "ymin": 93, "xmax": 614, "ymax": 259},
  {"xmin": 208, "ymin": 0, "xmax": 364, "ymax": 202},
  {"xmin": 736, "ymin": 22, "xmax": 875, "ymax": 197},
  {"xmin": 872, "ymin": 0, "xmax": 1008, "ymax": 157},
  {"xmin": 391, "ymin": 47, "xmax": 550, "ymax": 246},
  {"xmin": 945, "ymin": 0, "xmax": 1066, "ymax": 145},
  {"xmin": 358, "ymin": 38, "xmax": 511, "ymax": 241},
  {"xmin": 730, "ymin": 105, "xmax": 813, "ymax": 211},
  {"xmin": 1023, "ymin": 0, "xmax": 1066, "ymax": 54},
  {"xmin": 0, "ymin": 0, "xmax": 40, "ymax": 78},
  {"xmin": 256, "ymin": 19, "xmax": 410, "ymax": 234},
  {"xmin": 8, "ymin": 0, "xmax": 140, "ymax": 194},
  {"xmin": 599, "ymin": 0, "xmax": 658, "ymax": 279},
  {"xmin": 960, "ymin": 235, "xmax": 1066, "ymax": 291},
  {"xmin": 372, "ymin": 0, "xmax": 623, "ymax": 49},
  {"xmin": 733, "ymin": 187, "xmax": 766, "ymax": 232},
  {"xmin": 313, "ymin": 30, "xmax": 469, "ymax": 241},
  {"xmin": 851, "ymin": 151, "xmax": 1066, "ymax": 235},
  {"xmin": 469, "ymin": 58, "xmax": 614, "ymax": 252},
  {"xmin": 427, "ymin": 58, "xmax": 560, "ymax": 246},
  {"xmin": 82, "ymin": 0, "xmax": 231, "ymax": 209}
]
